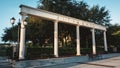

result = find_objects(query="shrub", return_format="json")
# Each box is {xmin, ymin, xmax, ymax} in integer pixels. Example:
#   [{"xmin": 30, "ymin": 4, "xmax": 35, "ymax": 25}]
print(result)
[
  {"xmin": 6, "ymin": 47, "xmax": 13, "ymax": 58},
  {"xmin": 26, "ymin": 47, "xmax": 94, "ymax": 59},
  {"xmin": 26, "ymin": 48, "xmax": 54, "ymax": 59}
]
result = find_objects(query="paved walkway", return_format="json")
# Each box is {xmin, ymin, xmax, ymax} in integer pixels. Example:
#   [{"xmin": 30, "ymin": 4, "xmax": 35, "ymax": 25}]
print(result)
[
  {"xmin": 1, "ymin": 53, "xmax": 120, "ymax": 68},
  {"xmin": 13, "ymin": 53, "xmax": 120, "ymax": 68},
  {"xmin": 42, "ymin": 56, "xmax": 120, "ymax": 68},
  {"xmin": 0, "ymin": 57, "xmax": 11, "ymax": 68}
]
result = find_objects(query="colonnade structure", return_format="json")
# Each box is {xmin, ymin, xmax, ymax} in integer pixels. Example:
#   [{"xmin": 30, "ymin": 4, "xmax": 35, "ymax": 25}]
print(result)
[{"xmin": 19, "ymin": 5, "xmax": 108, "ymax": 60}]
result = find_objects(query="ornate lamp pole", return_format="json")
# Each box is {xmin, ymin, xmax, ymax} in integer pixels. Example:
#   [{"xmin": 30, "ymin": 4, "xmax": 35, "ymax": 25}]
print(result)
[
  {"xmin": 10, "ymin": 17, "xmax": 22, "ymax": 60},
  {"xmin": 16, "ymin": 19, "xmax": 21, "ymax": 60},
  {"xmin": 10, "ymin": 17, "xmax": 16, "ymax": 26},
  {"xmin": 10, "ymin": 17, "xmax": 16, "ymax": 59}
]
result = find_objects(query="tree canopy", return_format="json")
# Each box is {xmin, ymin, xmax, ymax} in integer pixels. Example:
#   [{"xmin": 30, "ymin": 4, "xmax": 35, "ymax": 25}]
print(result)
[
  {"xmin": 2, "ymin": 0, "xmax": 113, "ymax": 48},
  {"xmin": 107, "ymin": 24, "xmax": 120, "ymax": 47},
  {"xmin": 38, "ymin": 0, "xmax": 110, "ymax": 26}
]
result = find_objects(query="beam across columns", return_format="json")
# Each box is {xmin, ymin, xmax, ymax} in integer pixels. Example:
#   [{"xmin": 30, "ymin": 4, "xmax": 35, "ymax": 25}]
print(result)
[
  {"xmin": 54, "ymin": 21, "xmax": 58, "ymax": 57},
  {"xmin": 76, "ymin": 25, "xmax": 80, "ymax": 55},
  {"xmin": 20, "ymin": 5, "xmax": 106, "ymax": 31}
]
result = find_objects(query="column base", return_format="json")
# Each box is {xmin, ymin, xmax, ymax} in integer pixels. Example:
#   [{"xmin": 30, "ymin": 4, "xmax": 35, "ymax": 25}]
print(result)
[
  {"xmin": 54, "ymin": 55, "xmax": 59, "ymax": 58},
  {"xmin": 76, "ymin": 54, "xmax": 81, "ymax": 56},
  {"xmin": 19, "ymin": 57, "xmax": 25, "ymax": 60}
]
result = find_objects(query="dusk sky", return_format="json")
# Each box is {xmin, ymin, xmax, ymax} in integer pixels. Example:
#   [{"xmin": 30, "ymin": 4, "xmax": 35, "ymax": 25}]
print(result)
[{"xmin": 0, "ymin": 0, "xmax": 120, "ymax": 43}]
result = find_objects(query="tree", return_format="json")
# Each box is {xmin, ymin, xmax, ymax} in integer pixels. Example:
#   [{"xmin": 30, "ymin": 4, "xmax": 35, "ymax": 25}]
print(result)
[
  {"xmin": 107, "ymin": 24, "xmax": 120, "ymax": 47},
  {"xmin": 2, "ymin": 25, "xmax": 18, "ymax": 42},
  {"xmin": 26, "ymin": 16, "xmax": 54, "ymax": 46},
  {"xmin": 88, "ymin": 5, "xmax": 110, "ymax": 26},
  {"xmin": 37, "ymin": 0, "xmax": 111, "ymax": 47},
  {"xmin": 2, "ymin": 0, "xmax": 111, "ymax": 48}
]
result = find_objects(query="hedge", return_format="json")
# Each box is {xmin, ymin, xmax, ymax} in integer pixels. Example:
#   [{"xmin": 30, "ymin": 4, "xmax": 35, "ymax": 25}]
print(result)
[
  {"xmin": 6, "ymin": 47, "xmax": 108, "ymax": 60},
  {"xmin": 25, "ymin": 47, "xmax": 94, "ymax": 59}
]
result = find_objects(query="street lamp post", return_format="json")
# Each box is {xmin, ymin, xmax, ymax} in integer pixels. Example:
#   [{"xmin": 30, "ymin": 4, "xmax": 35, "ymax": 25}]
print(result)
[
  {"xmin": 17, "ymin": 19, "xmax": 21, "ymax": 60},
  {"xmin": 10, "ymin": 16, "xmax": 27, "ymax": 60},
  {"xmin": 10, "ymin": 17, "xmax": 16, "ymax": 60},
  {"xmin": 10, "ymin": 17, "xmax": 15, "ymax": 27},
  {"xmin": 10, "ymin": 17, "xmax": 21, "ymax": 60}
]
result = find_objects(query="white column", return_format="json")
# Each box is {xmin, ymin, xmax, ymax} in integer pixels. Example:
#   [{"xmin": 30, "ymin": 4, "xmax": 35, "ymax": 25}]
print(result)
[
  {"xmin": 76, "ymin": 25, "xmax": 80, "ymax": 55},
  {"xmin": 19, "ymin": 15, "xmax": 26, "ymax": 60},
  {"xmin": 91, "ymin": 29, "xmax": 96, "ymax": 54},
  {"xmin": 104, "ymin": 31, "xmax": 108, "ymax": 51},
  {"xmin": 54, "ymin": 21, "xmax": 58, "ymax": 57}
]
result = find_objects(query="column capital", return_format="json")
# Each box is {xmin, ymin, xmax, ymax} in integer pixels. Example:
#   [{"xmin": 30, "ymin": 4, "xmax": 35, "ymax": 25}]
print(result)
[
  {"xmin": 21, "ymin": 14, "xmax": 27, "ymax": 21},
  {"xmin": 90, "ymin": 28, "xmax": 95, "ymax": 32},
  {"xmin": 20, "ymin": 12, "xmax": 27, "ymax": 17},
  {"xmin": 104, "ymin": 30, "xmax": 107, "ymax": 32},
  {"xmin": 21, "ymin": 15, "xmax": 27, "ymax": 29},
  {"xmin": 53, "ymin": 20, "xmax": 58, "ymax": 23},
  {"xmin": 75, "ymin": 23, "xmax": 80, "ymax": 26}
]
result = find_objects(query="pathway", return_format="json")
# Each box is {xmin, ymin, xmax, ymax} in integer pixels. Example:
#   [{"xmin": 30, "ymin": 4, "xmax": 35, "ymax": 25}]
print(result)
[
  {"xmin": 0, "ymin": 57, "xmax": 11, "ymax": 68},
  {"xmin": 42, "ymin": 56, "xmax": 120, "ymax": 68}
]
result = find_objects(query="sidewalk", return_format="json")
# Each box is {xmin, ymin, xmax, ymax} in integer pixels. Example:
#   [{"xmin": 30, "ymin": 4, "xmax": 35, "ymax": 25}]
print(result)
[
  {"xmin": 14, "ymin": 53, "xmax": 120, "ymax": 68},
  {"xmin": 44, "ymin": 56, "xmax": 120, "ymax": 68},
  {"xmin": 0, "ymin": 57, "xmax": 8, "ymax": 63},
  {"xmin": 0, "ymin": 56, "xmax": 11, "ymax": 68}
]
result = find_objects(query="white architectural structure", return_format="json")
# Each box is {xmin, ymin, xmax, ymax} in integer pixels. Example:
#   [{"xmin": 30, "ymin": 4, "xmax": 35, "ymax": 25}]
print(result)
[{"xmin": 19, "ymin": 5, "xmax": 108, "ymax": 59}]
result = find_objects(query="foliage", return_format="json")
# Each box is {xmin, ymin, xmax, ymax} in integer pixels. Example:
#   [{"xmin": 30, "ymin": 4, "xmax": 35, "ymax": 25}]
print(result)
[
  {"xmin": 88, "ymin": 5, "xmax": 110, "ymax": 26},
  {"xmin": 6, "ymin": 46, "xmax": 13, "ymax": 58},
  {"xmin": 2, "ymin": 25, "xmax": 19, "ymax": 42},
  {"xmin": 26, "ymin": 47, "xmax": 54, "ymax": 59},
  {"xmin": 107, "ymin": 24, "xmax": 120, "ymax": 47},
  {"xmin": 26, "ymin": 47, "xmax": 93, "ymax": 59},
  {"xmin": 1, "ymin": 0, "xmax": 111, "ymax": 48},
  {"xmin": 39, "ymin": 0, "xmax": 110, "ymax": 26},
  {"xmin": 26, "ymin": 17, "xmax": 54, "ymax": 46},
  {"xmin": 36, "ymin": 0, "xmax": 111, "ymax": 47},
  {"xmin": 0, "ymin": 46, "xmax": 7, "ymax": 56}
]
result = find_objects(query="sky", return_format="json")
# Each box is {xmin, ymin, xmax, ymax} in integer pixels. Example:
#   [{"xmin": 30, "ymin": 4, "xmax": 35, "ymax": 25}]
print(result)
[{"xmin": 0, "ymin": 0, "xmax": 120, "ymax": 43}]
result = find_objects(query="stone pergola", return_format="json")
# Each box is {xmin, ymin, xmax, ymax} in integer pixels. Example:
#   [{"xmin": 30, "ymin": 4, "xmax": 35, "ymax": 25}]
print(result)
[{"xmin": 19, "ymin": 5, "xmax": 108, "ymax": 59}]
